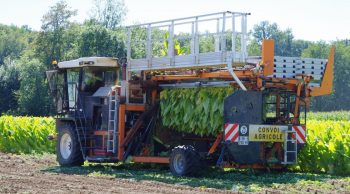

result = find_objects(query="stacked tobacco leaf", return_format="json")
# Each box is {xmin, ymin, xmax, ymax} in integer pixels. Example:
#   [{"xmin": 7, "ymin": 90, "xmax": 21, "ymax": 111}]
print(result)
[{"xmin": 160, "ymin": 87, "xmax": 234, "ymax": 136}]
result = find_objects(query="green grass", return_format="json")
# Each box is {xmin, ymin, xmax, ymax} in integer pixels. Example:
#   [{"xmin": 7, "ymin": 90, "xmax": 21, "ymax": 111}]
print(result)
[{"xmin": 43, "ymin": 163, "xmax": 350, "ymax": 193}]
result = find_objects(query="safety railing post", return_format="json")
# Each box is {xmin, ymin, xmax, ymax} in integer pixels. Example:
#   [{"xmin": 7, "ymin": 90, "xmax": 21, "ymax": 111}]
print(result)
[
  {"xmin": 241, "ymin": 14, "xmax": 247, "ymax": 62},
  {"xmin": 221, "ymin": 12, "xmax": 226, "ymax": 62},
  {"xmin": 127, "ymin": 27, "xmax": 131, "ymax": 66},
  {"xmin": 191, "ymin": 22, "xmax": 195, "ymax": 55},
  {"xmin": 195, "ymin": 17, "xmax": 199, "ymax": 64},
  {"xmin": 215, "ymin": 19, "xmax": 220, "ymax": 52},
  {"xmin": 231, "ymin": 14, "xmax": 236, "ymax": 63},
  {"xmin": 168, "ymin": 21, "xmax": 174, "ymax": 65},
  {"xmin": 147, "ymin": 24, "xmax": 152, "ymax": 68}
]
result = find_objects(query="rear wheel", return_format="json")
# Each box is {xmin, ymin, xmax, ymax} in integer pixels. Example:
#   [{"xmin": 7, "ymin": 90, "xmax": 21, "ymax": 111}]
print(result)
[
  {"xmin": 169, "ymin": 145, "xmax": 201, "ymax": 176},
  {"xmin": 56, "ymin": 125, "xmax": 84, "ymax": 166}
]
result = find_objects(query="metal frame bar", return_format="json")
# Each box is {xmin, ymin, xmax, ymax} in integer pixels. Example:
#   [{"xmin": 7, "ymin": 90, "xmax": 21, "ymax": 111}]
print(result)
[
  {"xmin": 126, "ymin": 11, "xmax": 249, "ymax": 28},
  {"xmin": 117, "ymin": 104, "xmax": 126, "ymax": 160},
  {"xmin": 132, "ymin": 156, "xmax": 169, "ymax": 164}
]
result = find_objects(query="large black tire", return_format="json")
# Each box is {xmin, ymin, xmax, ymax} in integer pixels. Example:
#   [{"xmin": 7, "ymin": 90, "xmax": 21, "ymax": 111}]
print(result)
[
  {"xmin": 56, "ymin": 125, "xmax": 84, "ymax": 166},
  {"xmin": 169, "ymin": 145, "xmax": 201, "ymax": 176}
]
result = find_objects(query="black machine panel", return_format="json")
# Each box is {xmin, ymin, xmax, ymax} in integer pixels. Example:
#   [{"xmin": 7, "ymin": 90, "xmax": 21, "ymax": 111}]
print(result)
[
  {"xmin": 223, "ymin": 90, "xmax": 265, "ymax": 164},
  {"xmin": 224, "ymin": 90, "xmax": 263, "ymax": 124}
]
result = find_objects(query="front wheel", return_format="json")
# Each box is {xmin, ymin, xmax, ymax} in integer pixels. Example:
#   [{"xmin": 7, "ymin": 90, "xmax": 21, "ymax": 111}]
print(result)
[
  {"xmin": 169, "ymin": 145, "xmax": 201, "ymax": 176},
  {"xmin": 56, "ymin": 125, "xmax": 84, "ymax": 166}
]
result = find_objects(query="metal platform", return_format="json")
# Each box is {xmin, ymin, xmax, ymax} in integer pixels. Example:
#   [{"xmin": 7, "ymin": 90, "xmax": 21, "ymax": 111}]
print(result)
[
  {"xmin": 124, "ymin": 11, "xmax": 327, "ymax": 84},
  {"xmin": 126, "ymin": 11, "xmax": 250, "ymax": 71}
]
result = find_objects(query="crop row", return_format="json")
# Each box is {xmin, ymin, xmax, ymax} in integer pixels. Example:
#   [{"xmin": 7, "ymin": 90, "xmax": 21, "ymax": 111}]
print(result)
[
  {"xmin": 298, "ymin": 120, "xmax": 350, "ymax": 175},
  {"xmin": 302, "ymin": 111, "xmax": 350, "ymax": 121},
  {"xmin": 0, "ymin": 116, "xmax": 55, "ymax": 154},
  {"xmin": 0, "ymin": 113, "xmax": 349, "ymax": 175}
]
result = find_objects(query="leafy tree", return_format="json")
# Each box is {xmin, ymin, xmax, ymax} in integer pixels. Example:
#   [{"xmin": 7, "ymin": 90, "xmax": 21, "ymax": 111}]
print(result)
[
  {"xmin": 251, "ymin": 21, "xmax": 303, "ymax": 57},
  {"xmin": 247, "ymin": 39, "xmax": 261, "ymax": 56},
  {"xmin": 0, "ymin": 57, "xmax": 20, "ymax": 114},
  {"xmin": 129, "ymin": 27, "xmax": 146, "ymax": 59},
  {"xmin": 15, "ymin": 54, "xmax": 51, "ymax": 116},
  {"xmin": 79, "ymin": 23, "xmax": 125, "ymax": 58},
  {"xmin": 0, "ymin": 25, "xmax": 35, "ymax": 115},
  {"xmin": 291, "ymin": 39, "xmax": 310, "ymax": 57},
  {"xmin": 61, "ymin": 23, "xmax": 82, "ymax": 60},
  {"xmin": 252, "ymin": 21, "xmax": 280, "ymax": 42},
  {"xmin": 0, "ymin": 25, "xmax": 32, "ymax": 65},
  {"xmin": 36, "ymin": 0, "xmax": 77, "ymax": 65},
  {"xmin": 90, "ymin": 0, "xmax": 127, "ymax": 29}
]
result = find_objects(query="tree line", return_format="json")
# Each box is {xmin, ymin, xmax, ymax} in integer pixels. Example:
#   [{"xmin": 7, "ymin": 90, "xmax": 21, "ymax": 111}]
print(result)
[{"xmin": 0, "ymin": 0, "xmax": 349, "ymax": 116}]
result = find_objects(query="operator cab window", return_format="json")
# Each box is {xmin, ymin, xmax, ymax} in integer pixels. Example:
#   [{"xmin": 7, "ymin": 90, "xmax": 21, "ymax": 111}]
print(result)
[
  {"xmin": 263, "ymin": 93, "xmax": 298, "ymax": 124},
  {"xmin": 67, "ymin": 69, "xmax": 80, "ymax": 109}
]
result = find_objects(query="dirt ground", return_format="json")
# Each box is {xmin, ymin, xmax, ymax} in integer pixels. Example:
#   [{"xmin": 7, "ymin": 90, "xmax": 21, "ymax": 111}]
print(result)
[
  {"xmin": 0, "ymin": 152, "xmax": 349, "ymax": 194},
  {"xmin": 0, "ymin": 152, "xmax": 231, "ymax": 194}
]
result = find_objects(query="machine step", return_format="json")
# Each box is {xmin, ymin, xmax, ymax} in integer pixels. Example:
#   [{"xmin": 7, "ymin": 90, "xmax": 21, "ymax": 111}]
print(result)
[{"xmin": 282, "ymin": 130, "xmax": 298, "ymax": 164}]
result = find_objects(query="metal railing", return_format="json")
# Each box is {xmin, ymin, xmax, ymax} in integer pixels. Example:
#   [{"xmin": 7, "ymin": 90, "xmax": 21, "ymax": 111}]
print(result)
[{"xmin": 125, "ymin": 11, "xmax": 250, "ymax": 71}]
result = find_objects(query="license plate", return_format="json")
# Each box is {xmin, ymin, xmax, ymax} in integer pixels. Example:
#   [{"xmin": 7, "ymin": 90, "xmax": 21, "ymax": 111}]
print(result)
[
  {"xmin": 238, "ymin": 136, "xmax": 249, "ymax": 145},
  {"xmin": 248, "ymin": 125, "xmax": 286, "ymax": 142}
]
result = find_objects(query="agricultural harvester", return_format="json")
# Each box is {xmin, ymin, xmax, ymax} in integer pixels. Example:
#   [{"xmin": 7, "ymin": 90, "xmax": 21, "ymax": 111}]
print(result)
[{"xmin": 46, "ymin": 11, "xmax": 335, "ymax": 176}]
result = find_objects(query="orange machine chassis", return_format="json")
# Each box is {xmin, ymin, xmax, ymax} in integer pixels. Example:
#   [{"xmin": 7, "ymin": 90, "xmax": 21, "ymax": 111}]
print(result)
[{"xmin": 98, "ymin": 40, "xmax": 335, "ymax": 168}]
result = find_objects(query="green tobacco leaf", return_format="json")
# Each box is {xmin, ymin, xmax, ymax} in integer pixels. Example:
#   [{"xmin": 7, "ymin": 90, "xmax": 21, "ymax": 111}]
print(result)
[{"xmin": 160, "ymin": 87, "xmax": 234, "ymax": 136}]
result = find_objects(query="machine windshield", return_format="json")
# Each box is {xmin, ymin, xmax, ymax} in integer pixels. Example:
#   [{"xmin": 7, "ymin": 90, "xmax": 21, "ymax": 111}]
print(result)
[{"xmin": 81, "ymin": 67, "xmax": 118, "ymax": 93}]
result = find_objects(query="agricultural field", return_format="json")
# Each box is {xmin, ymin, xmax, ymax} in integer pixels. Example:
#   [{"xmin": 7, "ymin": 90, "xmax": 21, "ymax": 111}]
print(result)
[
  {"xmin": 0, "ymin": 152, "xmax": 349, "ymax": 193},
  {"xmin": 0, "ymin": 112, "xmax": 349, "ymax": 193}
]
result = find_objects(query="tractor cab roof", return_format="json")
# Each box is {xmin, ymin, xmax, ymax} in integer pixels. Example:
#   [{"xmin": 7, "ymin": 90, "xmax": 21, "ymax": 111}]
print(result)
[{"xmin": 57, "ymin": 57, "xmax": 119, "ymax": 69}]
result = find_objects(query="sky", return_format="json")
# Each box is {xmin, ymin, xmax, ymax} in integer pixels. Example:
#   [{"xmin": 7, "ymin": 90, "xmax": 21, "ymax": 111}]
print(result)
[{"xmin": 0, "ymin": 0, "xmax": 349, "ymax": 41}]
